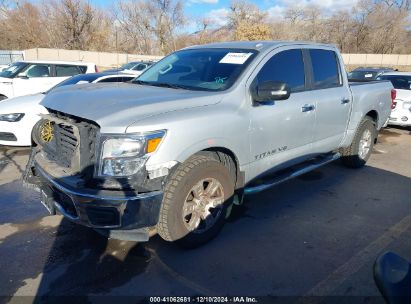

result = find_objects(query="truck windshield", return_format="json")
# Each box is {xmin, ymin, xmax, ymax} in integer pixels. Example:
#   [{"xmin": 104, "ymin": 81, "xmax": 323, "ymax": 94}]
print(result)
[
  {"xmin": 0, "ymin": 62, "xmax": 28, "ymax": 78},
  {"xmin": 377, "ymin": 75, "xmax": 411, "ymax": 90},
  {"xmin": 134, "ymin": 48, "xmax": 258, "ymax": 91}
]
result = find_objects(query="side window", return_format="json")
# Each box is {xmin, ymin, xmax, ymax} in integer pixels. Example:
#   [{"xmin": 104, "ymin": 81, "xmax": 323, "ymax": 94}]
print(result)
[
  {"xmin": 55, "ymin": 65, "xmax": 81, "ymax": 77},
  {"xmin": 309, "ymin": 49, "xmax": 341, "ymax": 89},
  {"xmin": 24, "ymin": 64, "xmax": 51, "ymax": 78},
  {"xmin": 256, "ymin": 49, "xmax": 305, "ymax": 92},
  {"xmin": 133, "ymin": 64, "xmax": 148, "ymax": 71},
  {"xmin": 78, "ymin": 66, "xmax": 87, "ymax": 74},
  {"xmin": 98, "ymin": 77, "xmax": 122, "ymax": 83}
]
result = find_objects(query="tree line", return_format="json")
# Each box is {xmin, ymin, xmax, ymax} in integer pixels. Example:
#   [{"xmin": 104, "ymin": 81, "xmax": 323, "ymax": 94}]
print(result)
[{"xmin": 0, "ymin": 0, "xmax": 410, "ymax": 55}]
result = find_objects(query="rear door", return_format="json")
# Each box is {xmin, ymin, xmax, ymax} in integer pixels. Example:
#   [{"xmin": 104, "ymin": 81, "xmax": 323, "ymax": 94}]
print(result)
[
  {"xmin": 307, "ymin": 49, "xmax": 351, "ymax": 153},
  {"xmin": 52, "ymin": 64, "xmax": 85, "ymax": 87}
]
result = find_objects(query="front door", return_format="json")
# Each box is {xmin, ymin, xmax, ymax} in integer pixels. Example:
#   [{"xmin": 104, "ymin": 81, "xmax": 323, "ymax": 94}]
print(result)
[
  {"xmin": 248, "ymin": 48, "xmax": 316, "ymax": 180},
  {"xmin": 12, "ymin": 63, "xmax": 54, "ymax": 97}
]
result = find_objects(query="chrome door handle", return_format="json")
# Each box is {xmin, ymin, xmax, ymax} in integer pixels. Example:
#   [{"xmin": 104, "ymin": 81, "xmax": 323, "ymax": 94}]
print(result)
[
  {"xmin": 341, "ymin": 98, "xmax": 350, "ymax": 104},
  {"xmin": 301, "ymin": 104, "xmax": 315, "ymax": 112}
]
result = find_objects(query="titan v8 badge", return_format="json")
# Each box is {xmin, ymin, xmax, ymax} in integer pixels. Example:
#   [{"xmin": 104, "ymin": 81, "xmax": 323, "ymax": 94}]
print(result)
[{"xmin": 255, "ymin": 146, "xmax": 287, "ymax": 160}]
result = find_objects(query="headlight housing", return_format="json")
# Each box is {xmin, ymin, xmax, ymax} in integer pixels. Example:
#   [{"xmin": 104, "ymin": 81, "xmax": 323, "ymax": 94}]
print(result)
[
  {"xmin": 95, "ymin": 130, "xmax": 166, "ymax": 177},
  {"xmin": 0, "ymin": 113, "xmax": 24, "ymax": 122}
]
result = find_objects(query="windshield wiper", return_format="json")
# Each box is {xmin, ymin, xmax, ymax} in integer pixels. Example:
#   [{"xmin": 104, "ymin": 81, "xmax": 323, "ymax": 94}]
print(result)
[
  {"xmin": 132, "ymin": 80, "xmax": 151, "ymax": 86},
  {"xmin": 149, "ymin": 82, "xmax": 191, "ymax": 90},
  {"xmin": 133, "ymin": 80, "xmax": 191, "ymax": 90}
]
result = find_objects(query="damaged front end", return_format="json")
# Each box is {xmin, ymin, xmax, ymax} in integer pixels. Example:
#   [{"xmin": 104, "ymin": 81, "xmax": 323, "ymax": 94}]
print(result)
[{"xmin": 23, "ymin": 110, "xmax": 172, "ymax": 241}]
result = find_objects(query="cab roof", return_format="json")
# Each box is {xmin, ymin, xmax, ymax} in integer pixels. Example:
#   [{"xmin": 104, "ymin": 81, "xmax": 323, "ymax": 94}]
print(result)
[{"xmin": 184, "ymin": 40, "xmax": 337, "ymax": 52}]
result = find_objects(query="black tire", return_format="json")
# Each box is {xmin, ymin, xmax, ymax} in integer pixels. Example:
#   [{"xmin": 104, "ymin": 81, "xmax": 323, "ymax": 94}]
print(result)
[
  {"xmin": 340, "ymin": 116, "xmax": 377, "ymax": 168},
  {"xmin": 0, "ymin": 95, "xmax": 7, "ymax": 101},
  {"xmin": 157, "ymin": 154, "xmax": 234, "ymax": 248}
]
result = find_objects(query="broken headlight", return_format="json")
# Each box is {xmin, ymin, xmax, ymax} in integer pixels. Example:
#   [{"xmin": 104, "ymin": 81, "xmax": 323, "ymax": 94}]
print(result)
[{"xmin": 95, "ymin": 131, "xmax": 166, "ymax": 177}]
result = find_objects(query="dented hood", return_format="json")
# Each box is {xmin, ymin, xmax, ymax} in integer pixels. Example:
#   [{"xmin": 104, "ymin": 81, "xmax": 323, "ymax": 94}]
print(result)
[{"xmin": 41, "ymin": 82, "xmax": 223, "ymax": 133}]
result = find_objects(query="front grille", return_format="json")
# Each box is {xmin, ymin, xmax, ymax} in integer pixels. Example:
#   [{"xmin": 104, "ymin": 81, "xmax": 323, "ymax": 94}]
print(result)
[
  {"xmin": 54, "ymin": 123, "xmax": 78, "ymax": 168},
  {"xmin": 39, "ymin": 111, "xmax": 99, "ymax": 180},
  {"xmin": 0, "ymin": 132, "xmax": 17, "ymax": 141}
]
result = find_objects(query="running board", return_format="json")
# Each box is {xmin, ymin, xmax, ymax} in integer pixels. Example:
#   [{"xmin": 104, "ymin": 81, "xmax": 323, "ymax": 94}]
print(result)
[{"xmin": 244, "ymin": 153, "xmax": 341, "ymax": 195}]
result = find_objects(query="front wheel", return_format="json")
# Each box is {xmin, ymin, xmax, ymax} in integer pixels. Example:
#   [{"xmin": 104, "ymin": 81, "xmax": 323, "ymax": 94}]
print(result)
[
  {"xmin": 341, "ymin": 116, "xmax": 377, "ymax": 168},
  {"xmin": 157, "ymin": 154, "xmax": 234, "ymax": 248}
]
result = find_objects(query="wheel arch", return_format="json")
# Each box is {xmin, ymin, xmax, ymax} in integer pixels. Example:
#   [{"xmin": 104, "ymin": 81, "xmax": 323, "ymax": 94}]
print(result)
[
  {"xmin": 197, "ymin": 146, "xmax": 244, "ymax": 190},
  {"xmin": 365, "ymin": 110, "xmax": 378, "ymax": 125}
]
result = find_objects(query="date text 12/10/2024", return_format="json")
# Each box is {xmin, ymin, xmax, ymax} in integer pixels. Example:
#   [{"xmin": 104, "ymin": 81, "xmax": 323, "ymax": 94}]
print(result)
[{"xmin": 149, "ymin": 296, "xmax": 258, "ymax": 303}]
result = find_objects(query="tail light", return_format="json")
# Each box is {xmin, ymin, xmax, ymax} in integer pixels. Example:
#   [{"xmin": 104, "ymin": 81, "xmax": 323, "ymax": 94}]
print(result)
[
  {"xmin": 391, "ymin": 89, "xmax": 397, "ymax": 109},
  {"xmin": 95, "ymin": 65, "xmax": 100, "ymax": 73}
]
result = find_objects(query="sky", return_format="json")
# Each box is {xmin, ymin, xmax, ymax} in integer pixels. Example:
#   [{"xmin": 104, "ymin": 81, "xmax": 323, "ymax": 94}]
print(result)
[{"xmin": 91, "ymin": 0, "xmax": 359, "ymax": 32}]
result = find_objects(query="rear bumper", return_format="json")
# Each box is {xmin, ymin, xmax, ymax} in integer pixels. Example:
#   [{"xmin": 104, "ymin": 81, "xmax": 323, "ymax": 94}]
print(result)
[
  {"xmin": 389, "ymin": 103, "xmax": 411, "ymax": 127},
  {"xmin": 34, "ymin": 163, "xmax": 163, "ymax": 231}
]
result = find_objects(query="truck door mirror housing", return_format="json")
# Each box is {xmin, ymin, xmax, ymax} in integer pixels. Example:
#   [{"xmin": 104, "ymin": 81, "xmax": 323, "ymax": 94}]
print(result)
[
  {"xmin": 253, "ymin": 81, "xmax": 291, "ymax": 102},
  {"xmin": 16, "ymin": 73, "xmax": 28, "ymax": 79}
]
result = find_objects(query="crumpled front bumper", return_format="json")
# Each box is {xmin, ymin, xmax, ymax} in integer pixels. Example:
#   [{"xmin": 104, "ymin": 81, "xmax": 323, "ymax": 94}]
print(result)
[{"xmin": 29, "ymin": 161, "xmax": 164, "ymax": 238}]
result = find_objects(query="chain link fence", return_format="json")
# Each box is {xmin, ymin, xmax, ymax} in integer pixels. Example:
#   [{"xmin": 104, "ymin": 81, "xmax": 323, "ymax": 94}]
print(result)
[{"xmin": 0, "ymin": 51, "xmax": 24, "ymax": 65}]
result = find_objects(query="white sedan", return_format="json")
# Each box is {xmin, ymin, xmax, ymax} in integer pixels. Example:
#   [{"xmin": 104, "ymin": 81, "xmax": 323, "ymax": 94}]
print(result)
[
  {"xmin": 377, "ymin": 72, "xmax": 411, "ymax": 127},
  {"xmin": 0, "ymin": 72, "xmax": 135, "ymax": 146}
]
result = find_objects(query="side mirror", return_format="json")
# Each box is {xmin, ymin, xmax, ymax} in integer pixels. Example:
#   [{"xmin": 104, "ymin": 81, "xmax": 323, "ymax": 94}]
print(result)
[
  {"xmin": 253, "ymin": 81, "xmax": 291, "ymax": 102},
  {"xmin": 17, "ymin": 73, "xmax": 28, "ymax": 79}
]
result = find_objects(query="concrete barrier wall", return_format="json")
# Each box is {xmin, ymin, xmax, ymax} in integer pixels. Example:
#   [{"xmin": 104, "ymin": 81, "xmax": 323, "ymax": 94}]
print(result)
[
  {"xmin": 342, "ymin": 53, "xmax": 411, "ymax": 67},
  {"xmin": 24, "ymin": 48, "xmax": 411, "ymax": 70},
  {"xmin": 24, "ymin": 48, "xmax": 163, "ymax": 68}
]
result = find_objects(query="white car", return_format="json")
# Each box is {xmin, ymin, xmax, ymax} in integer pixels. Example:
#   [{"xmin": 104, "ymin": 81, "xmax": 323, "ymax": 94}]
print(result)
[
  {"xmin": 0, "ymin": 72, "xmax": 135, "ymax": 146},
  {"xmin": 0, "ymin": 60, "xmax": 98, "ymax": 100},
  {"xmin": 106, "ymin": 61, "xmax": 154, "ymax": 76},
  {"xmin": 377, "ymin": 72, "xmax": 411, "ymax": 127}
]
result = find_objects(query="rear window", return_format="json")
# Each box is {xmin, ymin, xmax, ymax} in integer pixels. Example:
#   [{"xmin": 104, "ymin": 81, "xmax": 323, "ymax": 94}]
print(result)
[
  {"xmin": 348, "ymin": 71, "xmax": 379, "ymax": 81},
  {"xmin": 97, "ymin": 76, "xmax": 134, "ymax": 83},
  {"xmin": 55, "ymin": 65, "xmax": 81, "ymax": 77},
  {"xmin": 309, "ymin": 49, "xmax": 341, "ymax": 89},
  {"xmin": 377, "ymin": 75, "xmax": 411, "ymax": 90},
  {"xmin": 133, "ymin": 64, "xmax": 148, "ymax": 71}
]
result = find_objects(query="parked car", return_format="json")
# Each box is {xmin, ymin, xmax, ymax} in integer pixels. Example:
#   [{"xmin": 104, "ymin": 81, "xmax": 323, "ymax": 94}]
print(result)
[
  {"xmin": 0, "ymin": 60, "xmax": 98, "ymax": 100},
  {"xmin": 348, "ymin": 67, "xmax": 394, "ymax": 82},
  {"xmin": 0, "ymin": 72, "xmax": 135, "ymax": 146},
  {"xmin": 24, "ymin": 41, "xmax": 393, "ymax": 248},
  {"xmin": 377, "ymin": 72, "xmax": 411, "ymax": 127},
  {"xmin": 106, "ymin": 61, "xmax": 154, "ymax": 76}
]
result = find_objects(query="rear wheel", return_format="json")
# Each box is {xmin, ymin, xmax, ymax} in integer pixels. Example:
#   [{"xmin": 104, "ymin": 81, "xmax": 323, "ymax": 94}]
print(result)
[
  {"xmin": 157, "ymin": 154, "xmax": 234, "ymax": 248},
  {"xmin": 341, "ymin": 116, "xmax": 377, "ymax": 168}
]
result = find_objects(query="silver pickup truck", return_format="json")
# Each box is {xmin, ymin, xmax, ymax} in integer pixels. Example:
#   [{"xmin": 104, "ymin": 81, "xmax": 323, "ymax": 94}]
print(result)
[{"xmin": 24, "ymin": 41, "xmax": 393, "ymax": 248}]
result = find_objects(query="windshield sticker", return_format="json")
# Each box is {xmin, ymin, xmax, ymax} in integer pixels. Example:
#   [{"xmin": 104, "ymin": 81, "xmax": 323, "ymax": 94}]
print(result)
[
  {"xmin": 215, "ymin": 77, "xmax": 228, "ymax": 84},
  {"xmin": 219, "ymin": 52, "xmax": 253, "ymax": 64},
  {"xmin": 364, "ymin": 73, "xmax": 373, "ymax": 78}
]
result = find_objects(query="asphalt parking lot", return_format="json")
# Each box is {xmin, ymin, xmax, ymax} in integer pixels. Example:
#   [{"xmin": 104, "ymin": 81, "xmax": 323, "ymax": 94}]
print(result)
[{"xmin": 0, "ymin": 127, "xmax": 410, "ymax": 303}]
